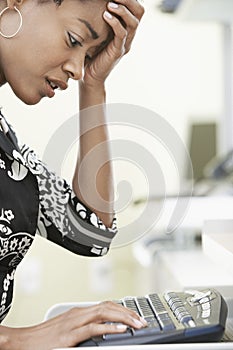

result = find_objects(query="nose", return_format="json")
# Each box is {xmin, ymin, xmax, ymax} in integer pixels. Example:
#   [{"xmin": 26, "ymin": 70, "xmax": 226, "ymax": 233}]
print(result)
[{"xmin": 62, "ymin": 55, "xmax": 84, "ymax": 81}]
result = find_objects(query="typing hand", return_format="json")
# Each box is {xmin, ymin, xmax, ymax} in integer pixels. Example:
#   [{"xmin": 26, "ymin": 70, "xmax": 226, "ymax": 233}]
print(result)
[{"xmin": 2, "ymin": 301, "xmax": 147, "ymax": 349}]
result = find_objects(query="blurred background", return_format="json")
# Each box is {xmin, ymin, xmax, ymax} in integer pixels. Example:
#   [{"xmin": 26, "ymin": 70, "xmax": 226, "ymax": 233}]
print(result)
[{"xmin": 2, "ymin": 0, "xmax": 233, "ymax": 327}]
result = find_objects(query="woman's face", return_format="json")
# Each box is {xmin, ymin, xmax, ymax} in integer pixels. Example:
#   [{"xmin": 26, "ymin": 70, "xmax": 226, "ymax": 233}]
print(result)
[{"xmin": 0, "ymin": 0, "xmax": 111, "ymax": 104}]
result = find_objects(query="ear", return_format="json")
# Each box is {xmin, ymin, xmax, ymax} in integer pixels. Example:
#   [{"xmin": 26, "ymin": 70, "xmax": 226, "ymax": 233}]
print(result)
[{"xmin": 6, "ymin": 0, "xmax": 24, "ymax": 10}]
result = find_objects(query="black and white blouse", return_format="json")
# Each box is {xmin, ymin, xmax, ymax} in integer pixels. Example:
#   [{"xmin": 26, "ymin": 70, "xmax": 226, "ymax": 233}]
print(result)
[{"xmin": 0, "ymin": 110, "xmax": 117, "ymax": 322}]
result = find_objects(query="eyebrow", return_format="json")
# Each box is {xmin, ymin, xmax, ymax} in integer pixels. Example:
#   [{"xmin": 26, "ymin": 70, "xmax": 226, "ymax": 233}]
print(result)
[{"xmin": 78, "ymin": 18, "xmax": 99, "ymax": 40}]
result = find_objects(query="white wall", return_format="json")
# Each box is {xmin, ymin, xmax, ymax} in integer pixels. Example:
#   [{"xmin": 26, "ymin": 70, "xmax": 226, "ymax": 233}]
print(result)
[{"xmin": 2, "ymin": 0, "xmax": 225, "ymax": 326}]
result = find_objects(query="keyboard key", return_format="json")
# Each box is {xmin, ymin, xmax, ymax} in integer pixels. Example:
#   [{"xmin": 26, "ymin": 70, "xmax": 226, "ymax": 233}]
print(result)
[
  {"xmin": 159, "ymin": 319, "xmax": 176, "ymax": 331},
  {"xmin": 132, "ymin": 325, "xmax": 161, "ymax": 336},
  {"xmin": 164, "ymin": 292, "xmax": 178, "ymax": 302},
  {"xmin": 168, "ymin": 298, "xmax": 183, "ymax": 308},
  {"xmin": 171, "ymin": 301, "xmax": 184, "ymax": 311},
  {"xmin": 201, "ymin": 302, "xmax": 211, "ymax": 310},
  {"xmin": 124, "ymin": 298, "xmax": 139, "ymax": 314},
  {"xmin": 174, "ymin": 306, "xmax": 187, "ymax": 318},
  {"xmin": 144, "ymin": 316, "xmax": 158, "ymax": 324},
  {"xmin": 188, "ymin": 319, "xmax": 196, "ymax": 327},
  {"xmin": 137, "ymin": 297, "xmax": 155, "ymax": 318},
  {"xmin": 157, "ymin": 313, "xmax": 175, "ymax": 331},
  {"xmin": 149, "ymin": 294, "xmax": 167, "ymax": 313},
  {"xmin": 202, "ymin": 309, "xmax": 211, "ymax": 318},
  {"xmin": 104, "ymin": 328, "xmax": 132, "ymax": 340},
  {"xmin": 179, "ymin": 313, "xmax": 193, "ymax": 324},
  {"xmin": 190, "ymin": 290, "xmax": 212, "ymax": 303},
  {"xmin": 147, "ymin": 320, "xmax": 161, "ymax": 329}
]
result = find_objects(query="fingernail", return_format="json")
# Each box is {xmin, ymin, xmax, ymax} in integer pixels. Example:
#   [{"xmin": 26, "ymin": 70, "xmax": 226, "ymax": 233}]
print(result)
[
  {"xmin": 140, "ymin": 317, "xmax": 148, "ymax": 326},
  {"xmin": 116, "ymin": 324, "xmax": 127, "ymax": 330},
  {"xmin": 133, "ymin": 318, "xmax": 144, "ymax": 327},
  {"xmin": 108, "ymin": 2, "xmax": 119, "ymax": 8},
  {"xmin": 104, "ymin": 10, "xmax": 113, "ymax": 19}
]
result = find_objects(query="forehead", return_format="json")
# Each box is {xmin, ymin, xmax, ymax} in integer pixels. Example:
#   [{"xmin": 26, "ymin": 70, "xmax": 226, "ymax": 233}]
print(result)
[{"xmin": 59, "ymin": 0, "xmax": 110, "ymax": 39}]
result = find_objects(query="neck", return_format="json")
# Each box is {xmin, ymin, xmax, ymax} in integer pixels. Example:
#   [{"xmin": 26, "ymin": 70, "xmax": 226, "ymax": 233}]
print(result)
[
  {"xmin": 0, "ymin": 44, "xmax": 7, "ymax": 87},
  {"xmin": 0, "ymin": 70, "xmax": 7, "ymax": 87}
]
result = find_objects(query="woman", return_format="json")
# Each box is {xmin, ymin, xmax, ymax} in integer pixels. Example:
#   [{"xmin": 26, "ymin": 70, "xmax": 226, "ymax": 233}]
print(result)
[{"xmin": 0, "ymin": 0, "xmax": 145, "ymax": 348}]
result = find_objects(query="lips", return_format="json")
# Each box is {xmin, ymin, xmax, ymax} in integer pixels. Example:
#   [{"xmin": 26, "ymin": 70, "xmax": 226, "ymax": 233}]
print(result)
[
  {"xmin": 45, "ymin": 78, "xmax": 68, "ymax": 98},
  {"xmin": 47, "ymin": 79, "xmax": 58, "ymax": 90}
]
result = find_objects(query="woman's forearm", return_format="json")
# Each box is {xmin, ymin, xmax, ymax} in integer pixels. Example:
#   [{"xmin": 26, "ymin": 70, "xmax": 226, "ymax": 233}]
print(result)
[{"xmin": 72, "ymin": 81, "xmax": 114, "ymax": 227}]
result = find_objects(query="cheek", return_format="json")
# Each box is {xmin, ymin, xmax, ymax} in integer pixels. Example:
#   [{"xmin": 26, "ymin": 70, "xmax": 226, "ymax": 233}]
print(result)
[
  {"xmin": 15, "ymin": 16, "xmax": 66, "ymax": 73},
  {"xmin": 14, "ymin": 35, "xmax": 66, "ymax": 75}
]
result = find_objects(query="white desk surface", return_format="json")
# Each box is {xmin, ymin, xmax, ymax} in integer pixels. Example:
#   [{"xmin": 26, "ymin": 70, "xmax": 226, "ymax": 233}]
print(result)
[
  {"xmin": 153, "ymin": 196, "xmax": 233, "ymax": 231},
  {"xmin": 54, "ymin": 343, "xmax": 233, "ymax": 350}
]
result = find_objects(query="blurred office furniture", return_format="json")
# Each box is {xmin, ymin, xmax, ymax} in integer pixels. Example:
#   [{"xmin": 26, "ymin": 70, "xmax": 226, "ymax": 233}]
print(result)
[
  {"xmin": 158, "ymin": 0, "xmax": 182, "ymax": 13},
  {"xmin": 186, "ymin": 122, "xmax": 217, "ymax": 182},
  {"xmin": 184, "ymin": 122, "xmax": 220, "ymax": 196},
  {"xmin": 155, "ymin": 0, "xmax": 233, "ymax": 197},
  {"xmin": 159, "ymin": 0, "xmax": 233, "ymax": 154},
  {"xmin": 133, "ymin": 215, "xmax": 233, "ymax": 314}
]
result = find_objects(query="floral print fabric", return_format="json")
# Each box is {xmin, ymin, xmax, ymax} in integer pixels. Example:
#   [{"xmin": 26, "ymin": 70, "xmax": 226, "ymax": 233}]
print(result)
[{"xmin": 0, "ymin": 111, "xmax": 117, "ymax": 322}]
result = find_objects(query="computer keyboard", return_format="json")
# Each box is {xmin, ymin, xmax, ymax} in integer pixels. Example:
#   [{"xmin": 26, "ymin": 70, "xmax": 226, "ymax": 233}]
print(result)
[{"xmin": 78, "ymin": 288, "xmax": 228, "ymax": 347}]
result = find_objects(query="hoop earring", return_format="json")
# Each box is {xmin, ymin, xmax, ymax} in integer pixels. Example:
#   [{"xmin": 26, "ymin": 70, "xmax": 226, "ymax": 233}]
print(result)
[{"xmin": 0, "ymin": 6, "xmax": 22, "ymax": 39}]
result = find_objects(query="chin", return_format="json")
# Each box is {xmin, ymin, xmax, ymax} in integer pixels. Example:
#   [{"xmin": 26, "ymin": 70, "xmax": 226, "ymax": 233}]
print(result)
[
  {"xmin": 21, "ymin": 97, "xmax": 42, "ymax": 106},
  {"xmin": 10, "ymin": 83, "xmax": 43, "ymax": 105},
  {"xmin": 17, "ymin": 92, "xmax": 42, "ymax": 105}
]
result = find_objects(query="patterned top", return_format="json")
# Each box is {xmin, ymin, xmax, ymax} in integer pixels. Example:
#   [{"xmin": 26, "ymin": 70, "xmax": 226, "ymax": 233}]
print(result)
[{"xmin": 0, "ymin": 110, "xmax": 117, "ymax": 322}]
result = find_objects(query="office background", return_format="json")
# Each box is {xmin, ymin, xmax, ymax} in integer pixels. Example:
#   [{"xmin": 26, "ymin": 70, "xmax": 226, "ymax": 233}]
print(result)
[{"xmin": 0, "ymin": 0, "xmax": 228, "ymax": 326}]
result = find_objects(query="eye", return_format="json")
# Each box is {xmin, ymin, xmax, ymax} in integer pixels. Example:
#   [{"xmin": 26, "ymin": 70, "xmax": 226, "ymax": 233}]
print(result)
[{"xmin": 68, "ymin": 32, "xmax": 82, "ymax": 48}]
